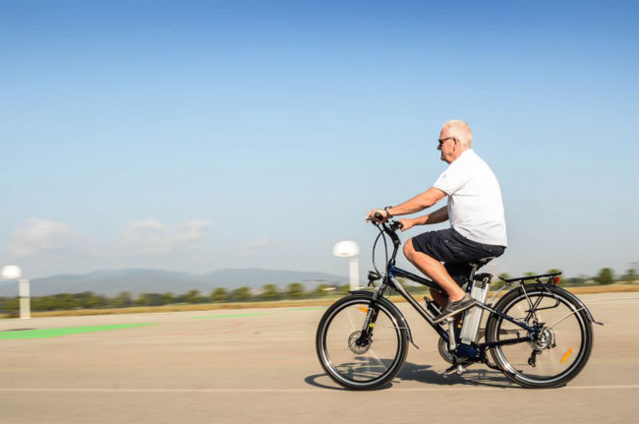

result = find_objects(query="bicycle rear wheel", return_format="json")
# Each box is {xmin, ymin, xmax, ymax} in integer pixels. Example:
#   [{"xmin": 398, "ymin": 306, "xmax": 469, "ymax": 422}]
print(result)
[
  {"xmin": 316, "ymin": 294, "xmax": 408, "ymax": 390},
  {"xmin": 486, "ymin": 286, "xmax": 593, "ymax": 388}
]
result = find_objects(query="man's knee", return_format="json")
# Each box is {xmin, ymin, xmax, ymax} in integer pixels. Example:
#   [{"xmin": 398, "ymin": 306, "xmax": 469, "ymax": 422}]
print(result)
[
  {"xmin": 404, "ymin": 239, "xmax": 436, "ymax": 265},
  {"xmin": 403, "ymin": 238, "xmax": 415, "ymax": 262}
]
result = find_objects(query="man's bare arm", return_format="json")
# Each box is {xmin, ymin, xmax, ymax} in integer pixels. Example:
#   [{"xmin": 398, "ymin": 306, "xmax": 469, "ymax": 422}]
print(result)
[
  {"xmin": 386, "ymin": 187, "xmax": 447, "ymax": 217},
  {"xmin": 398, "ymin": 206, "xmax": 448, "ymax": 231},
  {"xmin": 415, "ymin": 206, "xmax": 449, "ymax": 225}
]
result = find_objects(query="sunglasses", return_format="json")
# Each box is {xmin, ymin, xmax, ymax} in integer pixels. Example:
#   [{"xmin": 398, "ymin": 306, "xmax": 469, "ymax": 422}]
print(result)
[{"xmin": 438, "ymin": 137, "xmax": 456, "ymax": 146}]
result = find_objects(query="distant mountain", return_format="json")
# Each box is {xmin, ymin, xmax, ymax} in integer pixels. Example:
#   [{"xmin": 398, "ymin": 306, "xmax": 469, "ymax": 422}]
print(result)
[{"xmin": 0, "ymin": 268, "xmax": 348, "ymax": 297}]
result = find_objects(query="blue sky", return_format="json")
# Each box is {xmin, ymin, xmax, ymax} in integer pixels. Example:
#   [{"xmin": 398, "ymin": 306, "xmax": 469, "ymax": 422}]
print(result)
[{"xmin": 1, "ymin": 0, "xmax": 637, "ymax": 280}]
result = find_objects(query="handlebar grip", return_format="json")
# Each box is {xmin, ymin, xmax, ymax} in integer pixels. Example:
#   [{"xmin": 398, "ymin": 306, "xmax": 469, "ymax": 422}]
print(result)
[{"xmin": 374, "ymin": 212, "xmax": 384, "ymax": 220}]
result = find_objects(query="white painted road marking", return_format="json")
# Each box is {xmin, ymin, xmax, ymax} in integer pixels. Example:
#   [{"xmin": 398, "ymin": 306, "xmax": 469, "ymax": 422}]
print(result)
[{"xmin": 0, "ymin": 385, "xmax": 638, "ymax": 393}]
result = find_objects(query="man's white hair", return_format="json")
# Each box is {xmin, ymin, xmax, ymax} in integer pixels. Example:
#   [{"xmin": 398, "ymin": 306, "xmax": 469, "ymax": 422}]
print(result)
[{"xmin": 442, "ymin": 120, "xmax": 473, "ymax": 148}]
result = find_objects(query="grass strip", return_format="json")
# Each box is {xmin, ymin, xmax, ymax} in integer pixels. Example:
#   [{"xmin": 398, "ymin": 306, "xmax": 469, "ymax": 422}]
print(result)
[{"xmin": 0, "ymin": 323, "xmax": 156, "ymax": 340}]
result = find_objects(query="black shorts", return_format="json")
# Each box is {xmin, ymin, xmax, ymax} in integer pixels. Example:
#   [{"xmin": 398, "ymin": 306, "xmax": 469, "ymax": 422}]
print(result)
[{"xmin": 411, "ymin": 228, "xmax": 505, "ymax": 287}]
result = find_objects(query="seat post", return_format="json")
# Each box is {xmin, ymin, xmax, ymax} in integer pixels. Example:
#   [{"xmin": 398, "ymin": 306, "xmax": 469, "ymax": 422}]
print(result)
[
  {"xmin": 468, "ymin": 264, "xmax": 478, "ymax": 282},
  {"xmin": 467, "ymin": 257, "xmax": 495, "ymax": 283}
]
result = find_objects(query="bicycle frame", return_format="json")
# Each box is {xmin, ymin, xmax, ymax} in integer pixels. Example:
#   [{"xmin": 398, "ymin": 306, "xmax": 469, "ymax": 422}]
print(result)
[{"xmin": 359, "ymin": 220, "xmax": 540, "ymax": 357}]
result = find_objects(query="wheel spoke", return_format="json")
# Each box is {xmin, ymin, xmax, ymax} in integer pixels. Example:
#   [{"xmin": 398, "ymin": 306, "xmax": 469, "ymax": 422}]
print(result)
[
  {"xmin": 487, "ymin": 288, "xmax": 592, "ymax": 388},
  {"xmin": 548, "ymin": 306, "xmax": 586, "ymax": 329},
  {"xmin": 317, "ymin": 297, "xmax": 407, "ymax": 389}
]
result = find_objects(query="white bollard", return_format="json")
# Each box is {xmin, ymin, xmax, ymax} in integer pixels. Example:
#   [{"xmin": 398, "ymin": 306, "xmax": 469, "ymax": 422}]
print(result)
[
  {"xmin": 333, "ymin": 241, "xmax": 360, "ymax": 292},
  {"xmin": 18, "ymin": 278, "xmax": 31, "ymax": 320},
  {"xmin": 349, "ymin": 257, "xmax": 359, "ymax": 291}
]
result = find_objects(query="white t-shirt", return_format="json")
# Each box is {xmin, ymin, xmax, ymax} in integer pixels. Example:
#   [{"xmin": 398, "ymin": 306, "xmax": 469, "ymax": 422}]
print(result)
[{"xmin": 433, "ymin": 149, "xmax": 507, "ymax": 247}]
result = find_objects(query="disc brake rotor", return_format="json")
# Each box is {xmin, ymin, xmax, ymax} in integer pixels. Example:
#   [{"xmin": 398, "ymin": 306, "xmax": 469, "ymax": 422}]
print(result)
[{"xmin": 348, "ymin": 331, "xmax": 371, "ymax": 354}]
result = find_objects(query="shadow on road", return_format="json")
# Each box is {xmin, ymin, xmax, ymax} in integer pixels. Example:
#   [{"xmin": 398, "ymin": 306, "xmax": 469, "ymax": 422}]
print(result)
[
  {"xmin": 304, "ymin": 373, "xmax": 350, "ymax": 391},
  {"xmin": 305, "ymin": 361, "xmax": 519, "ymax": 390},
  {"xmin": 396, "ymin": 362, "xmax": 517, "ymax": 388}
]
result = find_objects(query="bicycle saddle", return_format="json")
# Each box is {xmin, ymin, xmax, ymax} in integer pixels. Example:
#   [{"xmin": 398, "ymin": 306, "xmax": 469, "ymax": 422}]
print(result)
[{"xmin": 468, "ymin": 257, "xmax": 495, "ymax": 269}]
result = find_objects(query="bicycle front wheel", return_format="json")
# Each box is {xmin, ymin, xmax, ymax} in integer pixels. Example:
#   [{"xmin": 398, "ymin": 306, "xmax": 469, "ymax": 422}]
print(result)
[
  {"xmin": 316, "ymin": 294, "xmax": 408, "ymax": 390},
  {"xmin": 486, "ymin": 286, "xmax": 593, "ymax": 388}
]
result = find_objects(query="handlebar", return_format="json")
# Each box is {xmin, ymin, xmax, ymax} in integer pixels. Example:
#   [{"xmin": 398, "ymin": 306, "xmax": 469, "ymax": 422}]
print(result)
[
  {"xmin": 372, "ymin": 212, "xmax": 404, "ymax": 231},
  {"xmin": 370, "ymin": 212, "xmax": 403, "ymax": 271}
]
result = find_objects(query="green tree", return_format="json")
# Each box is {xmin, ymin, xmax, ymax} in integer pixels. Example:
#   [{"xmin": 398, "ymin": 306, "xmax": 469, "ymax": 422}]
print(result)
[
  {"xmin": 185, "ymin": 290, "xmax": 202, "ymax": 304},
  {"xmin": 32, "ymin": 296, "xmax": 57, "ymax": 311},
  {"xmin": 1, "ymin": 297, "xmax": 19, "ymax": 315},
  {"xmin": 113, "ymin": 292, "xmax": 134, "ymax": 308},
  {"xmin": 137, "ymin": 293, "xmax": 164, "ymax": 306},
  {"xmin": 83, "ymin": 293, "xmax": 105, "ymax": 309},
  {"xmin": 594, "ymin": 268, "xmax": 615, "ymax": 285},
  {"xmin": 211, "ymin": 288, "xmax": 228, "ymax": 302},
  {"xmin": 313, "ymin": 284, "xmax": 331, "ymax": 297},
  {"xmin": 136, "ymin": 293, "xmax": 151, "ymax": 306},
  {"xmin": 564, "ymin": 277, "xmax": 586, "ymax": 287},
  {"xmin": 149, "ymin": 293, "xmax": 166, "ymax": 306},
  {"xmin": 261, "ymin": 284, "xmax": 281, "ymax": 301},
  {"xmin": 231, "ymin": 287, "xmax": 252, "ymax": 302},
  {"xmin": 286, "ymin": 282, "xmax": 305, "ymax": 299},
  {"xmin": 162, "ymin": 292, "xmax": 175, "ymax": 304},
  {"xmin": 54, "ymin": 293, "xmax": 81, "ymax": 310},
  {"xmin": 622, "ymin": 268, "xmax": 638, "ymax": 284},
  {"xmin": 75, "ymin": 291, "xmax": 105, "ymax": 308}
]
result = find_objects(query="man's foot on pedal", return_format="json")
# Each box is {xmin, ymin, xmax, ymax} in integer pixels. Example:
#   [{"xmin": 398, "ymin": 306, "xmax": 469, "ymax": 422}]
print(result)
[{"xmin": 433, "ymin": 294, "xmax": 478, "ymax": 324}]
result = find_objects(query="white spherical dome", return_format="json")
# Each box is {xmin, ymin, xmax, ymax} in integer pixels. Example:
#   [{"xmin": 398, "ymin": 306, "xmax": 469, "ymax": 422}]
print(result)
[
  {"xmin": 333, "ymin": 241, "xmax": 359, "ymax": 258},
  {"xmin": 1, "ymin": 265, "xmax": 23, "ymax": 280}
]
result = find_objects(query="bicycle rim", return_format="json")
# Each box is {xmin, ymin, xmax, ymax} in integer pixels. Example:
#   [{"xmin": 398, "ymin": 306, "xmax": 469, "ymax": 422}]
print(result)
[
  {"xmin": 318, "ymin": 298, "xmax": 405, "ymax": 389},
  {"xmin": 491, "ymin": 290, "xmax": 591, "ymax": 387}
]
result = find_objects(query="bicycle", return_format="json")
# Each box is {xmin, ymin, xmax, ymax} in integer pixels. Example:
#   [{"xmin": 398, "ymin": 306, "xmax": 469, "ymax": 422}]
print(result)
[{"xmin": 316, "ymin": 216, "xmax": 602, "ymax": 389}]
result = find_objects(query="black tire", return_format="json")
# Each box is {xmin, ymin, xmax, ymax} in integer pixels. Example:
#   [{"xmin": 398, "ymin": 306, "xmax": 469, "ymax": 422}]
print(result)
[
  {"xmin": 485, "ymin": 285, "xmax": 593, "ymax": 388},
  {"xmin": 316, "ymin": 294, "xmax": 409, "ymax": 390}
]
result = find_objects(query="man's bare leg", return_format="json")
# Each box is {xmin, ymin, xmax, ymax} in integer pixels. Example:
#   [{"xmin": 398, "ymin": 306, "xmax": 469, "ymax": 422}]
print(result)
[
  {"xmin": 403, "ymin": 239, "xmax": 466, "ymax": 302},
  {"xmin": 430, "ymin": 288, "xmax": 448, "ymax": 308}
]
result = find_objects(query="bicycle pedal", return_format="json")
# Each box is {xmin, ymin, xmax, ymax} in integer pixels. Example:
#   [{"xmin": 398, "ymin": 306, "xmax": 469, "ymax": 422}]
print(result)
[
  {"xmin": 444, "ymin": 364, "xmax": 458, "ymax": 374},
  {"xmin": 444, "ymin": 363, "xmax": 465, "ymax": 374},
  {"xmin": 445, "ymin": 360, "xmax": 471, "ymax": 374}
]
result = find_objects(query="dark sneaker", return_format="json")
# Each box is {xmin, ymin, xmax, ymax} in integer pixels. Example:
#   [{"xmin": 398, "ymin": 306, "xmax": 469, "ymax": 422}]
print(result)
[{"xmin": 433, "ymin": 294, "xmax": 478, "ymax": 324}]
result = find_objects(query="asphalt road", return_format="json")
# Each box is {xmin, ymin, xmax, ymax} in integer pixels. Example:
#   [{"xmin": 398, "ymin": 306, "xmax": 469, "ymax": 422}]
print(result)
[{"xmin": 0, "ymin": 292, "xmax": 637, "ymax": 424}]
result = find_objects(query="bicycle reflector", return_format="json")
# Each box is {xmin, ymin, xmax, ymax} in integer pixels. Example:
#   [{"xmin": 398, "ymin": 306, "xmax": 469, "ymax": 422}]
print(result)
[
  {"xmin": 553, "ymin": 276, "xmax": 560, "ymax": 285},
  {"xmin": 561, "ymin": 347, "xmax": 574, "ymax": 364}
]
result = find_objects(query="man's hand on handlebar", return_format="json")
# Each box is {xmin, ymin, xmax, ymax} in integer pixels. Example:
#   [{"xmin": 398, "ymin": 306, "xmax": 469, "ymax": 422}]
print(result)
[
  {"xmin": 366, "ymin": 209, "xmax": 389, "ymax": 223},
  {"xmin": 366, "ymin": 209, "xmax": 405, "ymax": 231}
]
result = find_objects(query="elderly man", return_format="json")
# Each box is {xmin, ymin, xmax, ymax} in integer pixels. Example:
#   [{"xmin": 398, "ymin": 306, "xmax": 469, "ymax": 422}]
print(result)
[{"xmin": 367, "ymin": 120, "xmax": 507, "ymax": 323}]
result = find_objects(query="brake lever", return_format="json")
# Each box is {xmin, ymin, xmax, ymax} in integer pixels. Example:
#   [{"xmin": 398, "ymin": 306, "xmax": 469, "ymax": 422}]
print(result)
[{"xmin": 390, "ymin": 220, "xmax": 403, "ymax": 231}]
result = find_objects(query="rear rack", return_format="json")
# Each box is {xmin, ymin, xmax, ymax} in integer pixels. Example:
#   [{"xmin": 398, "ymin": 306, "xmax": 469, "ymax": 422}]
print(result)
[
  {"xmin": 499, "ymin": 272, "xmax": 561, "ymax": 285},
  {"xmin": 486, "ymin": 272, "xmax": 561, "ymax": 307}
]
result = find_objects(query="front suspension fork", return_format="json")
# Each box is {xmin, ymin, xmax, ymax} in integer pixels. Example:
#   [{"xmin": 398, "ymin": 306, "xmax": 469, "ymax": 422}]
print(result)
[{"xmin": 356, "ymin": 301, "xmax": 381, "ymax": 345}]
